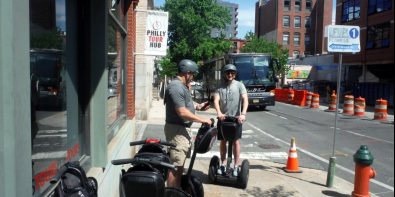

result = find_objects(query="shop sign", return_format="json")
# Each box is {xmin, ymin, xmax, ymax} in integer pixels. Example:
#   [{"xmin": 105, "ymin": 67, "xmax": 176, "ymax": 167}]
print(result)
[{"xmin": 145, "ymin": 11, "xmax": 169, "ymax": 56}]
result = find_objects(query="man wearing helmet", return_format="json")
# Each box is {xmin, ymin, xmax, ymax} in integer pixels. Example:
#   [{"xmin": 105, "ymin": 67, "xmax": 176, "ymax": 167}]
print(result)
[
  {"xmin": 213, "ymin": 64, "xmax": 248, "ymax": 177},
  {"xmin": 164, "ymin": 59, "xmax": 212, "ymax": 188}
]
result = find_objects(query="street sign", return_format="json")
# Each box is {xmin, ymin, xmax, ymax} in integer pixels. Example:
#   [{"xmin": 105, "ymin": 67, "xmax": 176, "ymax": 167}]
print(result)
[{"xmin": 327, "ymin": 25, "xmax": 360, "ymax": 53}]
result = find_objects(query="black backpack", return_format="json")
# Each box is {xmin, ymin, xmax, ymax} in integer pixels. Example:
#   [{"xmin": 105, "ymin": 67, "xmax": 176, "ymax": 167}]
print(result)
[{"xmin": 51, "ymin": 161, "xmax": 98, "ymax": 197}]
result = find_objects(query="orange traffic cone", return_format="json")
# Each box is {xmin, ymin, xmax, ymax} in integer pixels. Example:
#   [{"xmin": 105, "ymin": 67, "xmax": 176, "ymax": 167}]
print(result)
[{"xmin": 284, "ymin": 138, "xmax": 302, "ymax": 173}]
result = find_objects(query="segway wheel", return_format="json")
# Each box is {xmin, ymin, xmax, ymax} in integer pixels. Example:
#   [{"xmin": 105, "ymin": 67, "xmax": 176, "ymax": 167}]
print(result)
[
  {"xmin": 237, "ymin": 159, "xmax": 249, "ymax": 189},
  {"xmin": 181, "ymin": 174, "xmax": 204, "ymax": 197},
  {"xmin": 208, "ymin": 156, "xmax": 219, "ymax": 183}
]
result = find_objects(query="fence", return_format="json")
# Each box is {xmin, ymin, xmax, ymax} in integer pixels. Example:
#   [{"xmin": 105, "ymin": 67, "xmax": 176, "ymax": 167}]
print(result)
[{"xmin": 352, "ymin": 83, "xmax": 394, "ymax": 107}]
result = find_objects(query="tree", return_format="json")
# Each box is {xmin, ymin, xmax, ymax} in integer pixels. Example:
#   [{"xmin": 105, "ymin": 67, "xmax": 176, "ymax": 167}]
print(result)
[
  {"xmin": 163, "ymin": 0, "xmax": 232, "ymax": 64},
  {"xmin": 241, "ymin": 33, "xmax": 289, "ymax": 86},
  {"xmin": 31, "ymin": 28, "xmax": 63, "ymax": 49},
  {"xmin": 158, "ymin": 55, "xmax": 178, "ymax": 78}
]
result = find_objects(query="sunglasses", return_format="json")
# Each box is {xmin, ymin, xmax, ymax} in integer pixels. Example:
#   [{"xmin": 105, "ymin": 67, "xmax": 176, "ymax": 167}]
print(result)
[{"xmin": 225, "ymin": 71, "xmax": 236, "ymax": 75}]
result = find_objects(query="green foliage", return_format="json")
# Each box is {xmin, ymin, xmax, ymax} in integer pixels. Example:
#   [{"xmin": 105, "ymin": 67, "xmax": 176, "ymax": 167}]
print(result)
[
  {"xmin": 164, "ymin": 0, "xmax": 232, "ymax": 64},
  {"xmin": 31, "ymin": 28, "xmax": 63, "ymax": 49},
  {"xmin": 158, "ymin": 56, "xmax": 178, "ymax": 78},
  {"xmin": 241, "ymin": 33, "xmax": 289, "ymax": 79}
]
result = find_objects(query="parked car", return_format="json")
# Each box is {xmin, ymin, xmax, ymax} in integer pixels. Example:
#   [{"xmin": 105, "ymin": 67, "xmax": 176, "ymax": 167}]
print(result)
[{"xmin": 30, "ymin": 49, "xmax": 65, "ymax": 110}]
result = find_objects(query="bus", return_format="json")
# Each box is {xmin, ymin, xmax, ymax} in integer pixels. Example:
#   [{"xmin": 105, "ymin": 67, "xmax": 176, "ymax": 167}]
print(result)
[{"xmin": 201, "ymin": 53, "xmax": 278, "ymax": 109}]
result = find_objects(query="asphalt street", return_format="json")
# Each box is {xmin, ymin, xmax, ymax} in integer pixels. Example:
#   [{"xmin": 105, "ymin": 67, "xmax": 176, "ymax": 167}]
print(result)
[
  {"xmin": 143, "ymin": 100, "xmax": 394, "ymax": 197},
  {"xmin": 244, "ymin": 102, "xmax": 394, "ymax": 197}
]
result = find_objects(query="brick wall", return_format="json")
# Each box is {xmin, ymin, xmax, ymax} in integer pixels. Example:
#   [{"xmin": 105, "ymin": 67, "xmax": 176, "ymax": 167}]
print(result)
[{"xmin": 126, "ymin": 6, "xmax": 137, "ymax": 118}]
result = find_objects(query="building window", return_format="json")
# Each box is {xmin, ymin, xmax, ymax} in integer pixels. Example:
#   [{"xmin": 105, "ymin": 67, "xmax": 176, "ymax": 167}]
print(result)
[
  {"xmin": 305, "ymin": 17, "xmax": 311, "ymax": 28},
  {"xmin": 295, "ymin": 0, "xmax": 302, "ymax": 11},
  {"xmin": 107, "ymin": 3, "xmax": 126, "ymax": 136},
  {"xmin": 294, "ymin": 16, "xmax": 301, "ymax": 28},
  {"xmin": 294, "ymin": 32, "xmax": 301, "ymax": 46},
  {"xmin": 306, "ymin": 0, "xmax": 312, "ymax": 11},
  {"xmin": 293, "ymin": 51, "xmax": 300, "ymax": 59},
  {"xmin": 283, "ymin": 32, "xmax": 290, "ymax": 45},
  {"xmin": 366, "ymin": 22, "xmax": 391, "ymax": 49},
  {"xmin": 305, "ymin": 34, "xmax": 311, "ymax": 47},
  {"xmin": 283, "ymin": 15, "xmax": 290, "ymax": 27},
  {"xmin": 284, "ymin": 0, "xmax": 291, "ymax": 11},
  {"xmin": 342, "ymin": 0, "xmax": 361, "ymax": 22},
  {"xmin": 368, "ymin": 0, "xmax": 392, "ymax": 15}
]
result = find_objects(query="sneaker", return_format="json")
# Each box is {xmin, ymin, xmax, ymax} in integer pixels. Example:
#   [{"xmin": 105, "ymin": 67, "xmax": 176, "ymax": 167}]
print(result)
[
  {"xmin": 217, "ymin": 165, "xmax": 225, "ymax": 175},
  {"xmin": 232, "ymin": 166, "xmax": 239, "ymax": 177}
]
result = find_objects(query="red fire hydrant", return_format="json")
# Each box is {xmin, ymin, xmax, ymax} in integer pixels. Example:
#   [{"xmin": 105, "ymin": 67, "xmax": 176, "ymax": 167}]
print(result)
[{"xmin": 352, "ymin": 145, "xmax": 376, "ymax": 197}]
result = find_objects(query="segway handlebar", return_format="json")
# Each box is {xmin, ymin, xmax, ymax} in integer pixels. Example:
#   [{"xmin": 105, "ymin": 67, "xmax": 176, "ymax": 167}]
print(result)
[
  {"xmin": 50, "ymin": 164, "xmax": 68, "ymax": 184},
  {"xmin": 111, "ymin": 157, "xmax": 177, "ymax": 171},
  {"xmin": 129, "ymin": 138, "xmax": 176, "ymax": 148}
]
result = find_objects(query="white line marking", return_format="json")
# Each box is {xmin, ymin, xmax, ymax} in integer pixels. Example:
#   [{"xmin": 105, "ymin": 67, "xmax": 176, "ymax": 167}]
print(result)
[
  {"xmin": 247, "ymin": 122, "xmax": 394, "ymax": 191},
  {"xmin": 330, "ymin": 127, "xmax": 393, "ymax": 144},
  {"xmin": 243, "ymin": 130, "xmax": 255, "ymax": 134},
  {"xmin": 37, "ymin": 129, "xmax": 67, "ymax": 134},
  {"xmin": 36, "ymin": 134, "xmax": 67, "ymax": 138},
  {"xmin": 32, "ymin": 151, "xmax": 66, "ymax": 160},
  {"xmin": 194, "ymin": 151, "xmax": 288, "ymax": 160},
  {"xmin": 265, "ymin": 112, "xmax": 287, "ymax": 120}
]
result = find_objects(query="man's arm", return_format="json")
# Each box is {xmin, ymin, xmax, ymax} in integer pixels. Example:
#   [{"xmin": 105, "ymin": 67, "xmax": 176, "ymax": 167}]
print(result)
[
  {"xmin": 241, "ymin": 93, "xmax": 248, "ymax": 115},
  {"xmin": 214, "ymin": 94, "xmax": 225, "ymax": 120},
  {"xmin": 175, "ymin": 107, "xmax": 211, "ymax": 124}
]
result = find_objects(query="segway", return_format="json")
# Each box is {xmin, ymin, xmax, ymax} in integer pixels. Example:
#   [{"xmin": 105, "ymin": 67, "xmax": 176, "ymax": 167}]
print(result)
[
  {"xmin": 208, "ymin": 116, "xmax": 249, "ymax": 189},
  {"xmin": 180, "ymin": 118, "xmax": 218, "ymax": 197}
]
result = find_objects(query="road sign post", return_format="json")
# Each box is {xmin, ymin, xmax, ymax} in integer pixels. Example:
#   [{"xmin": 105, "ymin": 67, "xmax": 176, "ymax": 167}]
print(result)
[{"xmin": 326, "ymin": 25, "xmax": 361, "ymax": 188}]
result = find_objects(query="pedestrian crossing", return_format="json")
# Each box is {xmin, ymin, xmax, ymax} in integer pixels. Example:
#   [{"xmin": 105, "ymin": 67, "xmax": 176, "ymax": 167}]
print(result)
[{"xmin": 190, "ymin": 128, "xmax": 288, "ymax": 161}]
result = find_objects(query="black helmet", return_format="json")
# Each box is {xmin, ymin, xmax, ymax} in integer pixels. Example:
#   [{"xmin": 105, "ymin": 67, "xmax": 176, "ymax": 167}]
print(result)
[
  {"xmin": 178, "ymin": 59, "xmax": 199, "ymax": 74},
  {"xmin": 223, "ymin": 64, "xmax": 237, "ymax": 72}
]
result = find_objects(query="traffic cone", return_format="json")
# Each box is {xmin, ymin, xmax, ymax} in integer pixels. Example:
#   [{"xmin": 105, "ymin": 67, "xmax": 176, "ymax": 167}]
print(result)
[{"xmin": 284, "ymin": 138, "xmax": 302, "ymax": 173}]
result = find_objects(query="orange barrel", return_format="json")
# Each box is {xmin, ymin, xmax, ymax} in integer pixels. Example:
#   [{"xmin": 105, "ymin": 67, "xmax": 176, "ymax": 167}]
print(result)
[
  {"xmin": 310, "ymin": 93, "xmax": 320, "ymax": 108},
  {"xmin": 354, "ymin": 97, "xmax": 366, "ymax": 117},
  {"xmin": 288, "ymin": 89, "xmax": 294, "ymax": 103},
  {"xmin": 374, "ymin": 99, "xmax": 388, "ymax": 121},
  {"xmin": 306, "ymin": 92, "xmax": 313, "ymax": 107},
  {"xmin": 327, "ymin": 90, "xmax": 337, "ymax": 111},
  {"xmin": 343, "ymin": 95, "xmax": 354, "ymax": 115}
]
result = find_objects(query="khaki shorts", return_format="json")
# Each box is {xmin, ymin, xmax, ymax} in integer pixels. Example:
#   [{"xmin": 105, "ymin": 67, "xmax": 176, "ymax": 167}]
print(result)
[{"xmin": 164, "ymin": 123, "xmax": 192, "ymax": 167}]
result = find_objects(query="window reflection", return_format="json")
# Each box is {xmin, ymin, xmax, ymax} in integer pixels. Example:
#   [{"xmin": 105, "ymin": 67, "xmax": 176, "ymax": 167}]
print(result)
[
  {"xmin": 30, "ymin": 0, "xmax": 77, "ymax": 195},
  {"xmin": 106, "ymin": 11, "xmax": 125, "ymax": 130}
]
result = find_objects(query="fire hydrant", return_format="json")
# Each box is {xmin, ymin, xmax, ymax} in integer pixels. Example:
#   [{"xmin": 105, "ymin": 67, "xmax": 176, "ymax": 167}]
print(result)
[{"xmin": 352, "ymin": 145, "xmax": 376, "ymax": 197}]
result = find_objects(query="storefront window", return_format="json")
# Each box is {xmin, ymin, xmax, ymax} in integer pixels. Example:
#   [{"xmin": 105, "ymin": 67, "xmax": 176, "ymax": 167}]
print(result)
[
  {"xmin": 106, "ymin": 1, "xmax": 126, "ymax": 137},
  {"xmin": 30, "ymin": 0, "xmax": 80, "ymax": 195}
]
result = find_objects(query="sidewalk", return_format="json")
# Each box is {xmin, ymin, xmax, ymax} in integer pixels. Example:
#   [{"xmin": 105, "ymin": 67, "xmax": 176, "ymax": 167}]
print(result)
[{"xmin": 136, "ymin": 99, "xmax": 379, "ymax": 197}]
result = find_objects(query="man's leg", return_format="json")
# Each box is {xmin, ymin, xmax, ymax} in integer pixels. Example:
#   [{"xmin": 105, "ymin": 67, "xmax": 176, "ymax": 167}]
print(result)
[
  {"xmin": 219, "ymin": 140, "xmax": 227, "ymax": 165},
  {"xmin": 233, "ymin": 139, "xmax": 241, "ymax": 166},
  {"xmin": 167, "ymin": 167, "xmax": 184, "ymax": 188}
]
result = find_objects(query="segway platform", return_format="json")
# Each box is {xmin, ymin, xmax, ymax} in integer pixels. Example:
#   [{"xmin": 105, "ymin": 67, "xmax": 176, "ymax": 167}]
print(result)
[{"xmin": 208, "ymin": 116, "xmax": 249, "ymax": 189}]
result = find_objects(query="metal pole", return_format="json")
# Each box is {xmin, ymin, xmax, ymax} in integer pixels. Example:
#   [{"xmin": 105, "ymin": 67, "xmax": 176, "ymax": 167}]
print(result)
[
  {"xmin": 333, "ymin": 53, "xmax": 342, "ymax": 156},
  {"xmin": 326, "ymin": 53, "xmax": 342, "ymax": 187}
]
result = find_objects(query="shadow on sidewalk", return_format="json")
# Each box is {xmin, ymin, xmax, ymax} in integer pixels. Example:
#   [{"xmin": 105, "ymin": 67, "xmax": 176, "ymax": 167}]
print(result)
[{"xmin": 322, "ymin": 190, "xmax": 351, "ymax": 197}]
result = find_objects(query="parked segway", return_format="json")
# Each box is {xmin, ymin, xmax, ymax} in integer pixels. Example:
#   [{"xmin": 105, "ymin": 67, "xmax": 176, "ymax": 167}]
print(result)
[
  {"xmin": 112, "ymin": 139, "xmax": 189, "ymax": 197},
  {"xmin": 208, "ymin": 116, "xmax": 249, "ymax": 189},
  {"xmin": 180, "ymin": 118, "xmax": 218, "ymax": 197}
]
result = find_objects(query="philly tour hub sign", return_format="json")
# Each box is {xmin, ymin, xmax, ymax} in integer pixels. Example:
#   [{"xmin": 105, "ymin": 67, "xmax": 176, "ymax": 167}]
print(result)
[
  {"xmin": 327, "ymin": 25, "xmax": 360, "ymax": 53},
  {"xmin": 145, "ymin": 11, "xmax": 169, "ymax": 56}
]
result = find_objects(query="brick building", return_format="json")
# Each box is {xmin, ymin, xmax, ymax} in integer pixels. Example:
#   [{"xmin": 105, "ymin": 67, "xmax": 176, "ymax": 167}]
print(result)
[
  {"xmin": 255, "ymin": 0, "xmax": 333, "ymax": 58},
  {"xmin": 335, "ymin": 0, "xmax": 394, "ymax": 84}
]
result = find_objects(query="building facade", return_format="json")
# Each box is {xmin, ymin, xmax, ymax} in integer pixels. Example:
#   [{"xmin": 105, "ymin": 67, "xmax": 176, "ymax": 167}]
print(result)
[
  {"xmin": 255, "ymin": 0, "xmax": 333, "ymax": 58},
  {"xmin": 211, "ymin": 0, "xmax": 239, "ymax": 39},
  {"xmin": 0, "ymin": 0, "xmax": 154, "ymax": 196},
  {"xmin": 335, "ymin": 0, "xmax": 394, "ymax": 84}
]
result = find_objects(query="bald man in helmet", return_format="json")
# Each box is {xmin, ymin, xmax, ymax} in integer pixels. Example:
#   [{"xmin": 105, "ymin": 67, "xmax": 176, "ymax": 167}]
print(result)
[
  {"xmin": 164, "ymin": 59, "xmax": 212, "ymax": 188},
  {"xmin": 213, "ymin": 64, "xmax": 248, "ymax": 177}
]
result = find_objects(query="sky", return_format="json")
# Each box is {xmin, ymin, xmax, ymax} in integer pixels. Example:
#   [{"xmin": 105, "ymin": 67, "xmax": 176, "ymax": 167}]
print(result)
[{"xmin": 154, "ymin": 0, "xmax": 337, "ymax": 39}]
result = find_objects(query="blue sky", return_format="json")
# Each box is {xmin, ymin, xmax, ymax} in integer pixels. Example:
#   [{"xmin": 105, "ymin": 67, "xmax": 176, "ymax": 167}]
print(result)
[{"xmin": 154, "ymin": 0, "xmax": 337, "ymax": 39}]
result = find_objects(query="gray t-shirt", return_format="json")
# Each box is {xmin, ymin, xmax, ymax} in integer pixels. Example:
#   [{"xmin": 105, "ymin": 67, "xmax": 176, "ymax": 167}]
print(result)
[
  {"xmin": 164, "ymin": 78, "xmax": 195, "ymax": 126},
  {"xmin": 215, "ymin": 80, "xmax": 247, "ymax": 116}
]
